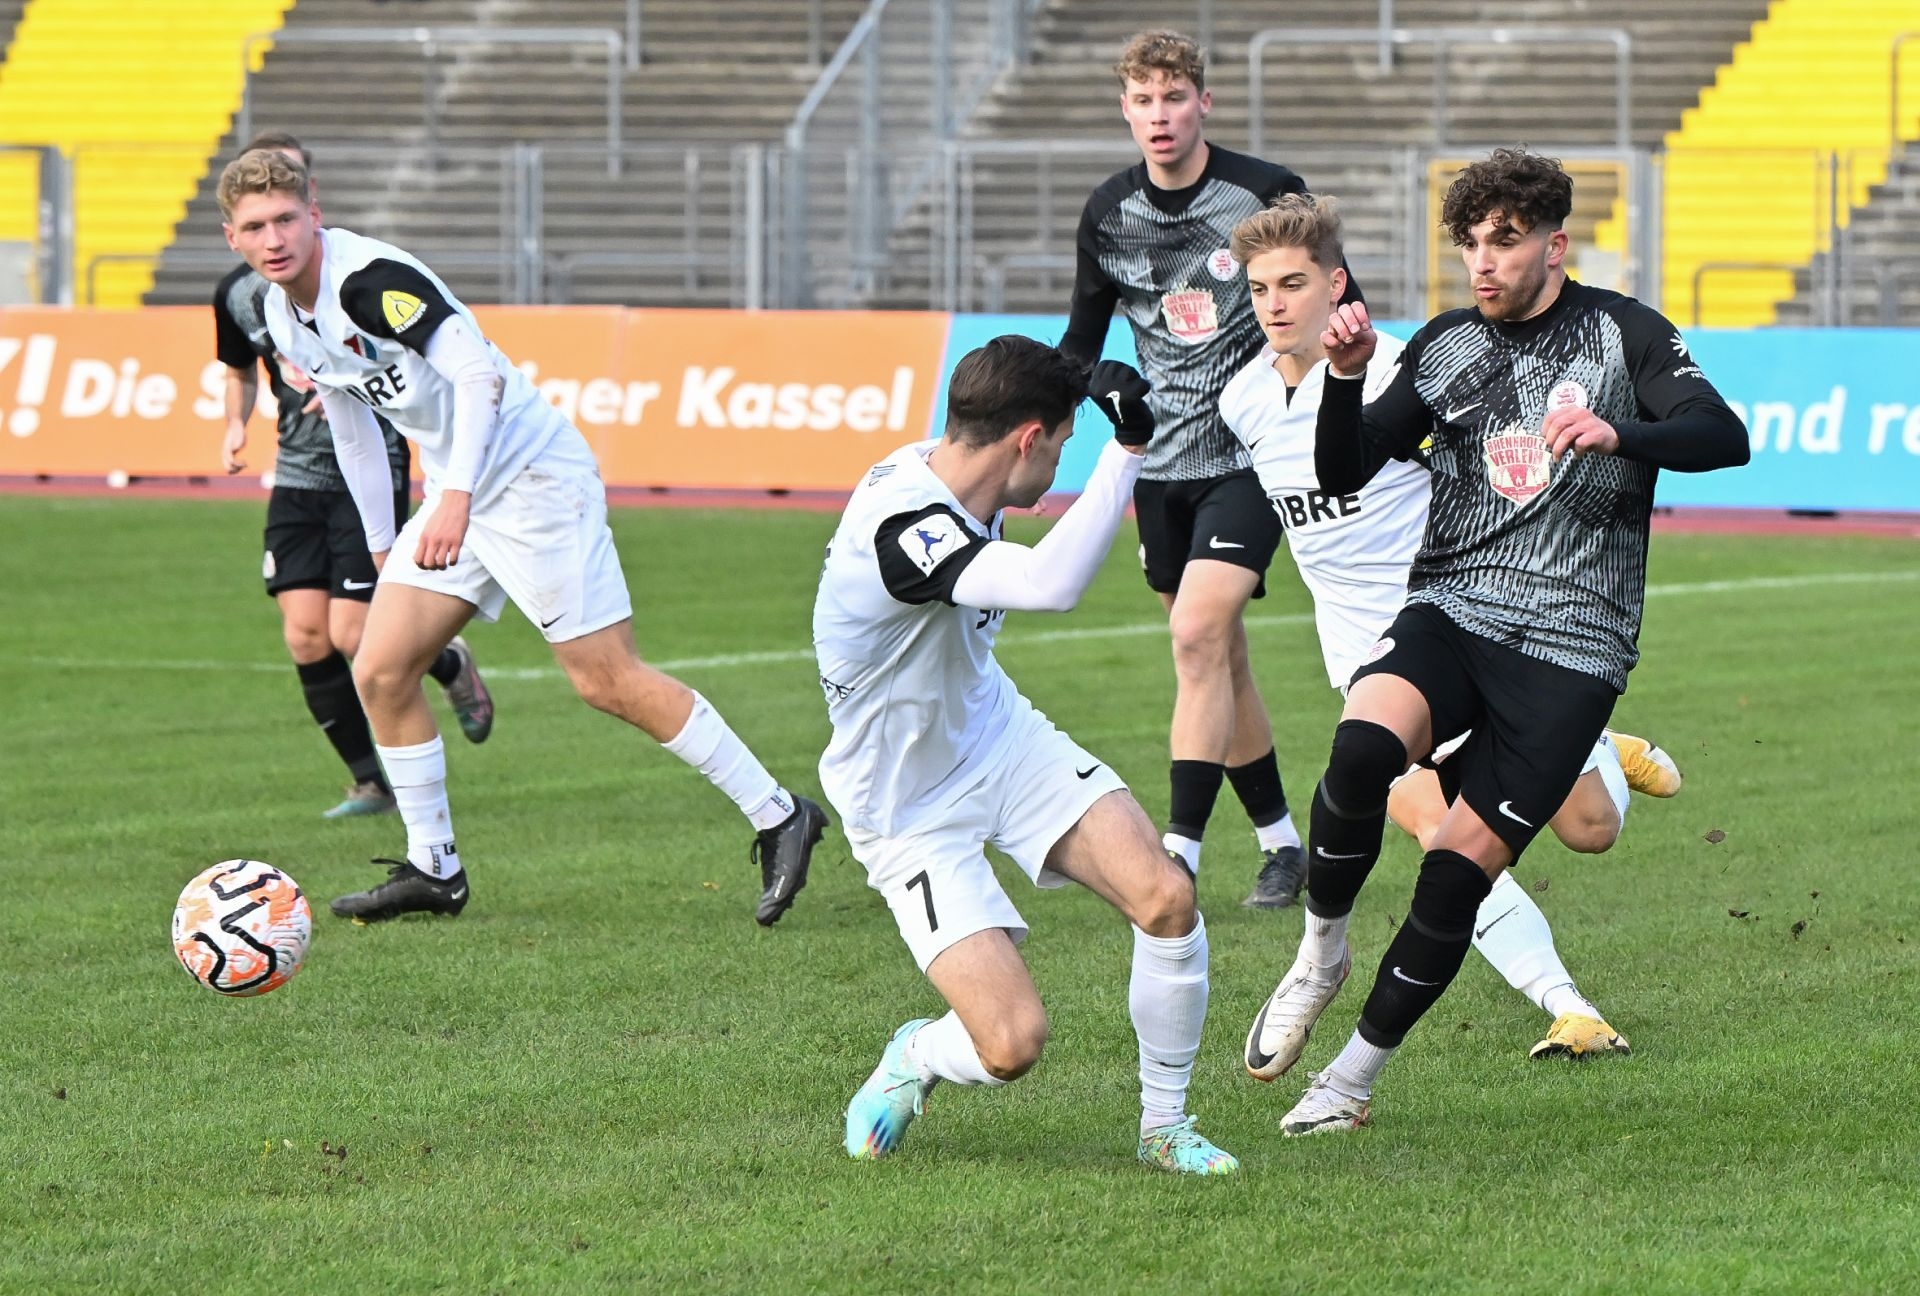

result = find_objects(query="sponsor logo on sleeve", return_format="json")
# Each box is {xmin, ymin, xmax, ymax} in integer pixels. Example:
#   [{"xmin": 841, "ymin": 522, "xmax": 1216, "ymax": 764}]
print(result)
[
  {"xmin": 382, "ymin": 290, "xmax": 428, "ymax": 332},
  {"xmin": 898, "ymin": 511, "xmax": 966, "ymax": 575}
]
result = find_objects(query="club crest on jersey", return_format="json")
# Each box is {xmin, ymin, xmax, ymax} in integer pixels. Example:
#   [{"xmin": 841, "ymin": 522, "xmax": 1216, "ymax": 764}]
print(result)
[
  {"xmin": 382, "ymin": 290, "xmax": 427, "ymax": 332},
  {"xmin": 1206, "ymin": 247, "xmax": 1238, "ymax": 281},
  {"xmin": 1484, "ymin": 427, "xmax": 1552, "ymax": 505},
  {"xmin": 1161, "ymin": 289, "xmax": 1219, "ymax": 343},
  {"xmin": 1548, "ymin": 379, "xmax": 1589, "ymax": 412},
  {"xmin": 899, "ymin": 511, "xmax": 966, "ymax": 576},
  {"xmin": 1365, "ymin": 636, "xmax": 1395, "ymax": 664}
]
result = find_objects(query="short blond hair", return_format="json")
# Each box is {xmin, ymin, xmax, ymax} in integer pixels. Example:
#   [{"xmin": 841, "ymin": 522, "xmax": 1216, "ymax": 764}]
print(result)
[
  {"xmin": 218, "ymin": 148, "xmax": 312, "ymax": 219},
  {"xmin": 1115, "ymin": 30, "xmax": 1205, "ymax": 92},
  {"xmin": 1231, "ymin": 193, "xmax": 1344, "ymax": 270}
]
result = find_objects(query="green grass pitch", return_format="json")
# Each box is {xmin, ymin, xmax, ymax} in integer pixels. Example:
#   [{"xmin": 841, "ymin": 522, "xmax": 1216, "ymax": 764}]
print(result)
[{"xmin": 2, "ymin": 495, "xmax": 1916, "ymax": 1293}]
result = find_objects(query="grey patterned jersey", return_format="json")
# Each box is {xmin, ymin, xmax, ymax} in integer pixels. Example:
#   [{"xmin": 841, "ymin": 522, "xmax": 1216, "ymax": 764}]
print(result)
[
  {"xmin": 1063, "ymin": 147, "xmax": 1306, "ymax": 481},
  {"xmin": 214, "ymin": 264, "xmax": 407, "ymax": 493},
  {"xmin": 1320, "ymin": 283, "xmax": 1747, "ymax": 690}
]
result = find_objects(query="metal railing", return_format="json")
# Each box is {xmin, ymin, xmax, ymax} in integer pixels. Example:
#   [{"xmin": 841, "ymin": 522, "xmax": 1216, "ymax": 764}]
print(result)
[
  {"xmin": 781, "ymin": 0, "xmax": 1043, "ymax": 307},
  {"xmin": 1248, "ymin": 26, "xmax": 1633, "ymax": 158},
  {"xmin": 237, "ymin": 28, "xmax": 625, "ymax": 175}
]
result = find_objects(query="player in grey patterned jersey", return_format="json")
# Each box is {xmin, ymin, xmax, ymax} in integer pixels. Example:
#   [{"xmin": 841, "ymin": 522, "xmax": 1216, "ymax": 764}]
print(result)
[
  {"xmin": 1063, "ymin": 31, "xmax": 1359, "ymax": 909},
  {"xmin": 216, "ymin": 132, "xmax": 490, "ymax": 820},
  {"xmin": 1249, "ymin": 148, "xmax": 1749, "ymax": 1137}
]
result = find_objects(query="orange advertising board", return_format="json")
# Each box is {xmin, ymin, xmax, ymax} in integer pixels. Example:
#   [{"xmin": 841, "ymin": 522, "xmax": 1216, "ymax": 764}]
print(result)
[{"xmin": 0, "ymin": 306, "xmax": 951, "ymax": 489}]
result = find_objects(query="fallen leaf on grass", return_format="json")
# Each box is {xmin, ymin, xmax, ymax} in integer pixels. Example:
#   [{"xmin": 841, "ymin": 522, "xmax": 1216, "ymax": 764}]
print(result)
[
  {"xmin": 1532, "ymin": 877, "xmax": 1549, "ymax": 894},
  {"xmin": 1704, "ymin": 829, "xmax": 1727, "ymax": 844},
  {"xmin": 1790, "ymin": 920, "xmax": 1808, "ymax": 940},
  {"xmin": 701, "ymin": 882, "xmax": 719, "ymax": 891},
  {"xmin": 1728, "ymin": 908, "xmax": 1750, "ymax": 919}
]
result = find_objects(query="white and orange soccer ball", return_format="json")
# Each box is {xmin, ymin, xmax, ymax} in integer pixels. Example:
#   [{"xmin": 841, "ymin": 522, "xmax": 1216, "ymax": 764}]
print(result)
[{"xmin": 171, "ymin": 860, "xmax": 312, "ymax": 996}]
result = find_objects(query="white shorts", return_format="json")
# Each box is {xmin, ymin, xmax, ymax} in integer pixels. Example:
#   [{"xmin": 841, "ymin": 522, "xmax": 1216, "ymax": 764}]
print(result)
[
  {"xmin": 847, "ymin": 704, "xmax": 1130, "ymax": 973},
  {"xmin": 382, "ymin": 437, "xmax": 632, "ymax": 644}
]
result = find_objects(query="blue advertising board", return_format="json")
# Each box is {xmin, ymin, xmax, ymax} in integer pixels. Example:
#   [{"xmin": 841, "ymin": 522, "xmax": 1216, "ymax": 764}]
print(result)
[{"xmin": 930, "ymin": 316, "xmax": 1920, "ymax": 511}]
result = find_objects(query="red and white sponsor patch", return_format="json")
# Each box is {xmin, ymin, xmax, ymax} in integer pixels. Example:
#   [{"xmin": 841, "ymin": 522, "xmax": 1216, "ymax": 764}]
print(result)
[
  {"xmin": 1548, "ymin": 379, "xmax": 1589, "ymax": 412},
  {"xmin": 1484, "ymin": 429, "xmax": 1552, "ymax": 504},
  {"xmin": 1161, "ymin": 290, "xmax": 1220, "ymax": 342},
  {"xmin": 1206, "ymin": 247, "xmax": 1239, "ymax": 281}
]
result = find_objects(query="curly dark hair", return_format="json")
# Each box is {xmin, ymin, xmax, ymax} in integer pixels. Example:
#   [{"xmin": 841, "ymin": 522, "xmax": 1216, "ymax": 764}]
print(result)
[{"xmin": 1440, "ymin": 147, "xmax": 1573, "ymax": 246}]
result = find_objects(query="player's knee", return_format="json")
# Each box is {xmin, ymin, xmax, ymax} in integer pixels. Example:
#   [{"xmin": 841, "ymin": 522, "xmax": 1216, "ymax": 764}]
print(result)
[
  {"xmin": 568, "ymin": 667, "xmax": 626, "ymax": 717},
  {"xmin": 975, "ymin": 1007, "xmax": 1049, "ymax": 1082},
  {"xmin": 282, "ymin": 619, "xmax": 329, "ymax": 663},
  {"xmin": 1132, "ymin": 859, "xmax": 1198, "ymax": 938},
  {"xmin": 1386, "ymin": 777, "xmax": 1442, "ymax": 850},
  {"xmin": 1322, "ymin": 720, "xmax": 1409, "ymax": 817},
  {"xmin": 1166, "ymin": 602, "xmax": 1231, "ymax": 676},
  {"xmin": 1552, "ymin": 804, "xmax": 1620, "ymax": 855},
  {"xmin": 330, "ymin": 621, "xmax": 364, "ymax": 660},
  {"xmin": 1409, "ymin": 849, "xmax": 1496, "ymax": 939},
  {"xmin": 351, "ymin": 652, "xmax": 411, "ymax": 710}
]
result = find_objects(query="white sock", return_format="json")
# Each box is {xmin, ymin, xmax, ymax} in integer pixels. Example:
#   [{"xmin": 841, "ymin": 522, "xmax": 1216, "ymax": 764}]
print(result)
[
  {"xmin": 380, "ymin": 736, "xmax": 461, "ymax": 879},
  {"xmin": 1323, "ymin": 1030, "xmax": 1396, "ymax": 1099},
  {"xmin": 1162, "ymin": 832, "xmax": 1201, "ymax": 875},
  {"xmin": 661, "ymin": 690, "xmax": 792, "ymax": 831},
  {"xmin": 1595, "ymin": 734, "xmax": 1631, "ymax": 823},
  {"xmin": 1254, "ymin": 811, "xmax": 1301, "ymax": 853},
  {"xmin": 902, "ymin": 1012, "xmax": 1003, "ymax": 1087},
  {"xmin": 1130, "ymin": 914, "xmax": 1208, "ymax": 1134},
  {"xmin": 1472, "ymin": 870, "xmax": 1602, "ymax": 1020},
  {"xmin": 1300, "ymin": 907, "xmax": 1351, "ymax": 974}
]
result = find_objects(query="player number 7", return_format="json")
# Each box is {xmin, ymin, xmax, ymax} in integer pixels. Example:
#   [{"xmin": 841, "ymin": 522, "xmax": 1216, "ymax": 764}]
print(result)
[{"xmin": 905, "ymin": 870, "xmax": 939, "ymax": 932}]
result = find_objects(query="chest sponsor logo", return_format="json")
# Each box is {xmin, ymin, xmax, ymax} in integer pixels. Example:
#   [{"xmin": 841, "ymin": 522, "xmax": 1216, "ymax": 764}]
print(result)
[
  {"xmin": 1548, "ymin": 379, "xmax": 1589, "ymax": 412},
  {"xmin": 898, "ymin": 510, "xmax": 966, "ymax": 576},
  {"xmin": 1484, "ymin": 428, "xmax": 1552, "ymax": 505},
  {"xmin": 1205, "ymin": 248, "xmax": 1238, "ymax": 282},
  {"xmin": 346, "ymin": 362, "xmax": 410, "ymax": 409},
  {"xmin": 382, "ymin": 291, "xmax": 428, "ymax": 333},
  {"xmin": 1274, "ymin": 489, "xmax": 1363, "ymax": 530},
  {"xmin": 1161, "ymin": 289, "xmax": 1220, "ymax": 343}
]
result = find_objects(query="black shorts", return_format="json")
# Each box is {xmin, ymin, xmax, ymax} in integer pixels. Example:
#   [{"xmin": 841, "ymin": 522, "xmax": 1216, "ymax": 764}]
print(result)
[
  {"xmin": 1133, "ymin": 469, "xmax": 1282, "ymax": 597},
  {"xmin": 262, "ymin": 485, "xmax": 410, "ymax": 601},
  {"xmin": 1351, "ymin": 601, "xmax": 1619, "ymax": 855}
]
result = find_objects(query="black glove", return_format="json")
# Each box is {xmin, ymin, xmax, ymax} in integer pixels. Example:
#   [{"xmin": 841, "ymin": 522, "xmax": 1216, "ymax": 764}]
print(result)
[{"xmin": 1087, "ymin": 360, "xmax": 1155, "ymax": 446}]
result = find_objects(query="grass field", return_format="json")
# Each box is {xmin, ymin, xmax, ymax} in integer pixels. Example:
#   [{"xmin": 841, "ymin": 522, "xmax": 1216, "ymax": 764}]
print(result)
[{"xmin": 2, "ymin": 494, "xmax": 1916, "ymax": 1294}]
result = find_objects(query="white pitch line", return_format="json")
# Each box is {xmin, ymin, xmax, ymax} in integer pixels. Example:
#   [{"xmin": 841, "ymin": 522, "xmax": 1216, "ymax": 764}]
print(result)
[{"xmin": 10, "ymin": 567, "xmax": 1916, "ymax": 680}]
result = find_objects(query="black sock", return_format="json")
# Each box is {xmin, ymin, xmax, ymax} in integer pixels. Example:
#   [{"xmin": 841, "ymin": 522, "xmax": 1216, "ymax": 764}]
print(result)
[
  {"xmin": 1167, "ymin": 759, "xmax": 1226, "ymax": 840},
  {"xmin": 1356, "ymin": 849, "xmax": 1493, "ymax": 1046},
  {"xmin": 1226, "ymin": 747, "xmax": 1290, "ymax": 826},
  {"xmin": 1302, "ymin": 778, "xmax": 1387, "ymax": 918},
  {"xmin": 427, "ymin": 646, "xmax": 461, "ymax": 687},
  {"xmin": 296, "ymin": 652, "xmax": 385, "ymax": 788}
]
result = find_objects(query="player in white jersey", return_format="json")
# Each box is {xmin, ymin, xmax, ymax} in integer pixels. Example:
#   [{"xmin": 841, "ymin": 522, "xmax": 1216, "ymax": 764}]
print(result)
[
  {"xmin": 1218, "ymin": 196, "xmax": 1686, "ymax": 1079},
  {"xmin": 218, "ymin": 149, "xmax": 827, "ymax": 925},
  {"xmin": 822, "ymin": 337, "xmax": 1236, "ymax": 1175}
]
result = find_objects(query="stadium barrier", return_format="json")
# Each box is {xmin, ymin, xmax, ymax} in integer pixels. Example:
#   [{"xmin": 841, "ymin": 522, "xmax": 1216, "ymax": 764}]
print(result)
[{"xmin": 1, "ymin": 307, "xmax": 1915, "ymax": 512}]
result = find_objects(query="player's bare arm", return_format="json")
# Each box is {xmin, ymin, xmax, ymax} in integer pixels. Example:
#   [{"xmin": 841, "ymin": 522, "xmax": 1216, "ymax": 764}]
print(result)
[{"xmin": 221, "ymin": 364, "xmax": 257, "ymax": 473}]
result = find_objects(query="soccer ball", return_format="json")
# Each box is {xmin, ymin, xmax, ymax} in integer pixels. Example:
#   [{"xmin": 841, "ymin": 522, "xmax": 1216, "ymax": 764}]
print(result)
[{"xmin": 172, "ymin": 860, "xmax": 312, "ymax": 996}]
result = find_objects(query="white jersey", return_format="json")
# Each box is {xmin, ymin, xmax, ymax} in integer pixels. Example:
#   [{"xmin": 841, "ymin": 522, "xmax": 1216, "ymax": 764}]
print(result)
[
  {"xmin": 264, "ymin": 226, "xmax": 573, "ymax": 501},
  {"xmin": 1220, "ymin": 332, "xmax": 1432, "ymax": 688},
  {"xmin": 814, "ymin": 441, "xmax": 1023, "ymax": 838}
]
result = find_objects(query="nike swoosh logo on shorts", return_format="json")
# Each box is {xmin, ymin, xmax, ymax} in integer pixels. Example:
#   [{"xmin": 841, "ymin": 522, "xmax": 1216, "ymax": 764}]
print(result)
[
  {"xmin": 539, "ymin": 613, "xmax": 565, "ymax": 629},
  {"xmin": 1207, "ymin": 537, "xmax": 1245, "ymax": 550},
  {"xmin": 342, "ymin": 579, "xmax": 374, "ymax": 591},
  {"xmin": 1475, "ymin": 905, "xmax": 1520, "ymax": 940},
  {"xmin": 1497, "ymin": 800, "xmax": 1534, "ymax": 827},
  {"xmin": 1391, "ymin": 966, "xmax": 1440, "ymax": 986}
]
